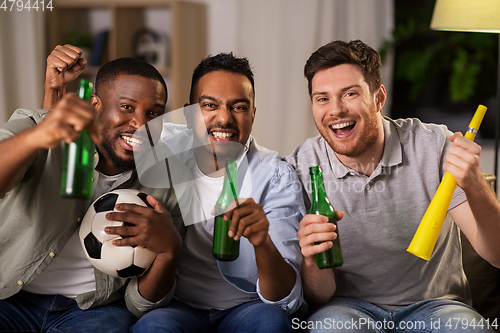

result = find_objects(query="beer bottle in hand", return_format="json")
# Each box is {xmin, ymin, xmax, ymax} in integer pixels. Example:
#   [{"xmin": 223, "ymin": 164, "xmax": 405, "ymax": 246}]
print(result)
[
  {"xmin": 213, "ymin": 159, "xmax": 240, "ymax": 261},
  {"xmin": 60, "ymin": 79, "xmax": 95, "ymax": 199},
  {"xmin": 310, "ymin": 166, "xmax": 343, "ymax": 268}
]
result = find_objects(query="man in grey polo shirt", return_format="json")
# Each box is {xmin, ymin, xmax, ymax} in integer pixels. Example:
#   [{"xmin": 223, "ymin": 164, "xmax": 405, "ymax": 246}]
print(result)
[{"xmin": 286, "ymin": 40, "xmax": 500, "ymax": 332}]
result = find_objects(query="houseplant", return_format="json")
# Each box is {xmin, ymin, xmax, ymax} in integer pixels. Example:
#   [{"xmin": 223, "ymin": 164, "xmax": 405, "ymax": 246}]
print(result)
[{"xmin": 382, "ymin": 0, "xmax": 497, "ymax": 138}]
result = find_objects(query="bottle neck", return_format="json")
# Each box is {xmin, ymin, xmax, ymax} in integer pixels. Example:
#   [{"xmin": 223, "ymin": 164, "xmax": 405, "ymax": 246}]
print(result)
[
  {"xmin": 309, "ymin": 167, "xmax": 335, "ymax": 217},
  {"xmin": 310, "ymin": 172, "xmax": 324, "ymax": 204},
  {"xmin": 78, "ymin": 79, "xmax": 93, "ymax": 102},
  {"xmin": 216, "ymin": 160, "xmax": 238, "ymax": 211}
]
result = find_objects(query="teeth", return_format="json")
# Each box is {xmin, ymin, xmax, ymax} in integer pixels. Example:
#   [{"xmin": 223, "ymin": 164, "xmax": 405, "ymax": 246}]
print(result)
[
  {"xmin": 212, "ymin": 132, "xmax": 233, "ymax": 139},
  {"xmin": 330, "ymin": 121, "xmax": 355, "ymax": 129},
  {"xmin": 122, "ymin": 136, "xmax": 143, "ymax": 147}
]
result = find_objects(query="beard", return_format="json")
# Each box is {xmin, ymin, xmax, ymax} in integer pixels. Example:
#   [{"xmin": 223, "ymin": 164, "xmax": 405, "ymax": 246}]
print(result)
[
  {"xmin": 319, "ymin": 110, "xmax": 380, "ymax": 158},
  {"xmin": 99, "ymin": 130, "xmax": 136, "ymax": 173}
]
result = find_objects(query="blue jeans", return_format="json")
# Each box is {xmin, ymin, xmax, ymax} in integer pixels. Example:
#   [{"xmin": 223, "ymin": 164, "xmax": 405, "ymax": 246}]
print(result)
[
  {"xmin": 0, "ymin": 290, "xmax": 136, "ymax": 332},
  {"xmin": 130, "ymin": 299, "xmax": 294, "ymax": 333},
  {"xmin": 300, "ymin": 297, "xmax": 494, "ymax": 333}
]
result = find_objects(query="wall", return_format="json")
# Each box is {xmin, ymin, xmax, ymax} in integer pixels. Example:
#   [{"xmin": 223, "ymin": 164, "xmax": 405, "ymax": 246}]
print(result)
[
  {"xmin": 0, "ymin": 0, "xmax": 394, "ymax": 157},
  {"xmin": 0, "ymin": 10, "xmax": 46, "ymax": 124}
]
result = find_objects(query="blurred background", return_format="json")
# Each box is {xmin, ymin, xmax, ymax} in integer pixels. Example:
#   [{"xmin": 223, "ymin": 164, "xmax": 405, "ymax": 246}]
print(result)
[
  {"xmin": 0, "ymin": 0, "xmax": 498, "ymax": 173},
  {"xmin": 1, "ymin": 0, "xmax": 499, "ymax": 325}
]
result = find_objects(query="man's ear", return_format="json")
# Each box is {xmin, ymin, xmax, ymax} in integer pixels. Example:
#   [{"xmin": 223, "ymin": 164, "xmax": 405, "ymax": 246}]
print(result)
[
  {"xmin": 91, "ymin": 94, "xmax": 101, "ymax": 113},
  {"xmin": 375, "ymin": 85, "xmax": 387, "ymax": 112}
]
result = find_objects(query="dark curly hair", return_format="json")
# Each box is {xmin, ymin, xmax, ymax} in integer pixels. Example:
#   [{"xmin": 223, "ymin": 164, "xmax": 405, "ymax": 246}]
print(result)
[
  {"xmin": 189, "ymin": 53, "xmax": 255, "ymax": 104},
  {"xmin": 304, "ymin": 40, "xmax": 382, "ymax": 97},
  {"xmin": 95, "ymin": 57, "xmax": 167, "ymax": 102}
]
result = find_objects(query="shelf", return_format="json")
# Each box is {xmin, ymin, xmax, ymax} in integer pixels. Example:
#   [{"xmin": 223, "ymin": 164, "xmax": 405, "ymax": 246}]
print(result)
[{"xmin": 47, "ymin": 0, "xmax": 207, "ymax": 111}]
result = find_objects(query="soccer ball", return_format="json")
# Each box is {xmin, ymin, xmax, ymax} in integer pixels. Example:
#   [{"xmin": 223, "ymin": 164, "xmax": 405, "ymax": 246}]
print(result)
[{"xmin": 79, "ymin": 189, "xmax": 157, "ymax": 278}]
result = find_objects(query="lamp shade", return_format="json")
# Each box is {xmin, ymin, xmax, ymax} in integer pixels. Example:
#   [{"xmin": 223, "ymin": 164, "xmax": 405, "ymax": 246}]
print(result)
[{"xmin": 431, "ymin": 0, "xmax": 500, "ymax": 33}]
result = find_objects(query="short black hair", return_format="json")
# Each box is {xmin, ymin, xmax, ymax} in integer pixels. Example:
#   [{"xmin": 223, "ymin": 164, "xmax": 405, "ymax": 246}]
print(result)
[
  {"xmin": 304, "ymin": 40, "xmax": 382, "ymax": 97},
  {"xmin": 189, "ymin": 53, "xmax": 255, "ymax": 104},
  {"xmin": 95, "ymin": 57, "xmax": 168, "ymax": 101}
]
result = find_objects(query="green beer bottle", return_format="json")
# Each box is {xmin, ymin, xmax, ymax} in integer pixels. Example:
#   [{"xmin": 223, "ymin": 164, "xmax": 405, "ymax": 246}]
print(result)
[
  {"xmin": 213, "ymin": 159, "xmax": 240, "ymax": 261},
  {"xmin": 60, "ymin": 79, "xmax": 95, "ymax": 199},
  {"xmin": 310, "ymin": 166, "xmax": 343, "ymax": 268}
]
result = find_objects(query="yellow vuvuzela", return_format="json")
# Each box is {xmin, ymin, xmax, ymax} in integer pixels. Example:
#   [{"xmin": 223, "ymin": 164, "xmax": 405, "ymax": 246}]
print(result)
[{"xmin": 407, "ymin": 105, "xmax": 487, "ymax": 261}]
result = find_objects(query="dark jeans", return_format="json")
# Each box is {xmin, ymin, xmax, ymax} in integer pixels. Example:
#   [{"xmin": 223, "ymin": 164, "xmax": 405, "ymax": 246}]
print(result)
[
  {"xmin": 130, "ymin": 299, "xmax": 294, "ymax": 333},
  {"xmin": 302, "ymin": 297, "xmax": 494, "ymax": 333},
  {"xmin": 0, "ymin": 290, "xmax": 136, "ymax": 333}
]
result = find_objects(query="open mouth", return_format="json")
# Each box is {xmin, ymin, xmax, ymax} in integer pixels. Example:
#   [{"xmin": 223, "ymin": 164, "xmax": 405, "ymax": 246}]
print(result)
[
  {"xmin": 121, "ymin": 135, "xmax": 144, "ymax": 150},
  {"xmin": 330, "ymin": 121, "xmax": 356, "ymax": 136},
  {"xmin": 210, "ymin": 131, "xmax": 235, "ymax": 141}
]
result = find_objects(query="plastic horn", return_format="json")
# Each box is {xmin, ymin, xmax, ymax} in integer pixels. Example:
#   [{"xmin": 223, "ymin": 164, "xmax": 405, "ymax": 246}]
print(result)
[{"xmin": 407, "ymin": 105, "xmax": 487, "ymax": 261}]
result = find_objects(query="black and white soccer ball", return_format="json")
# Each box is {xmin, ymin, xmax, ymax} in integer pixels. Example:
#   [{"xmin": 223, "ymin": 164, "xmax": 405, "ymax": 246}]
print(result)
[{"xmin": 79, "ymin": 189, "xmax": 157, "ymax": 278}]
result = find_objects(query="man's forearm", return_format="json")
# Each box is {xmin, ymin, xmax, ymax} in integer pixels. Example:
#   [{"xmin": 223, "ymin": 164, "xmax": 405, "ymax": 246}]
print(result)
[
  {"xmin": 137, "ymin": 252, "xmax": 179, "ymax": 302},
  {"xmin": 301, "ymin": 258, "xmax": 336, "ymax": 306},
  {"xmin": 43, "ymin": 85, "xmax": 65, "ymax": 110},
  {"xmin": 464, "ymin": 180, "xmax": 500, "ymax": 267},
  {"xmin": 254, "ymin": 236, "xmax": 296, "ymax": 302},
  {"xmin": 0, "ymin": 127, "xmax": 41, "ymax": 197}
]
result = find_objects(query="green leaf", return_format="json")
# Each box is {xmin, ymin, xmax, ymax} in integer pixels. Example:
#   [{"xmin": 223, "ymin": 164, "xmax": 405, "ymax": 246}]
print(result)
[{"xmin": 449, "ymin": 49, "xmax": 481, "ymax": 102}]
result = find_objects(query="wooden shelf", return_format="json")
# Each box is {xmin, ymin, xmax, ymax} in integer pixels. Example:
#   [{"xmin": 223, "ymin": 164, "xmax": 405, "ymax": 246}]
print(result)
[{"xmin": 47, "ymin": 0, "xmax": 207, "ymax": 111}]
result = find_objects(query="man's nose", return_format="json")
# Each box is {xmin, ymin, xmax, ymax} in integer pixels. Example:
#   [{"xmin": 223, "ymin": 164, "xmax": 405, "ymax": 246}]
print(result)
[
  {"xmin": 215, "ymin": 106, "xmax": 233, "ymax": 124},
  {"xmin": 329, "ymin": 98, "xmax": 347, "ymax": 117},
  {"xmin": 129, "ymin": 112, "xmax": 147, "ymax": 129}
]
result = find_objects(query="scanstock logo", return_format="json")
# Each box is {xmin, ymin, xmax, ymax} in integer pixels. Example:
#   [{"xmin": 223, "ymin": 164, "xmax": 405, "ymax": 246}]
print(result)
[{"xmin": 132, "ymin": 104, "xmax": 251, "ymax": 226}]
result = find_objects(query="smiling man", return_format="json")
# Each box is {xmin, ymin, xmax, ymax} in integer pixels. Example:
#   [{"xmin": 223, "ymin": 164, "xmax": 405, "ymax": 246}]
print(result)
[
  {"xmin": 130, "ymin": 53, "xmax": 304, "ymax": 333},
  {"xmin": 0, "ymin": 45, "xmax": 183, "ymax": 332},
  {"xmin": 188, "ymin": 69, "xmax": 255, "ymax": 175},
  {"xmin": 285, "ymin": 40, "xmax": 500, "ymax": 332},
  {"xmin": 92, "ymin": 70, "xmax": 166, "ymax": 174}
]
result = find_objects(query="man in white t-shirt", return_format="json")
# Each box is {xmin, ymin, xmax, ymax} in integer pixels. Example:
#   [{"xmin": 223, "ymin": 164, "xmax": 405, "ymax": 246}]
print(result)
[
  {"xmin": 130, "ymin": 53, "xmax": 305, "ymax": 333},
  {"xmin": 0, "ymin": 45, "xmax": 184, "ymax": 332}
]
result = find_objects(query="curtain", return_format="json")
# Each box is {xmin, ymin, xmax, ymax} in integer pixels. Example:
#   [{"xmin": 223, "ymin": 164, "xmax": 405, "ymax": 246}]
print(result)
[
  {"xmin": 0, "ymin": 11, "xmax": 46, "ymax": 124},
  {"xmin": 234, "ymin": 0, "xmax": 394, "ymax": 156},
  {"xmin": 0, "ymin": 0, "xmax": 394, "ymax": 158}
]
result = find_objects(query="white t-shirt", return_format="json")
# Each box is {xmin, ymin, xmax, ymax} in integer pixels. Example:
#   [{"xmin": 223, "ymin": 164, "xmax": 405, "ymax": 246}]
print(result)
[
  {"xmin": 23, "ymin": 171, "xmax": 121, "ymax": 298},
  {"xmin": 174, "ymin": 163, "xmax": 250, "ymax": 310}
]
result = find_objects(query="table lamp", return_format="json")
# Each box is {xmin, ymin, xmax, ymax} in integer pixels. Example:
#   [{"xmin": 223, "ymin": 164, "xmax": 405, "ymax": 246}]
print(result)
[{"xmin": 431, "ymin": 0, "xmax": 500, "ymax": 191}]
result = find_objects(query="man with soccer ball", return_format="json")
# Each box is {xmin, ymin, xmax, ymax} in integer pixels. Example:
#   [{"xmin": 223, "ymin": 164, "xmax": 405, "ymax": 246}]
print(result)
[{"xmin": 0, "ymin": 45, "xmax": 184, "ymax": 332}]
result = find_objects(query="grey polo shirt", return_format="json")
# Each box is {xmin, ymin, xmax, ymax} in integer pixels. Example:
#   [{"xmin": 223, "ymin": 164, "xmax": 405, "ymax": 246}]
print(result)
[
  {"xmin": 0, "ymin": 109, "xmax": 184, "ymax": 312},
  {"xmin": 286, "ymin": 116, "xmax": 471, "ymax": 311}
]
